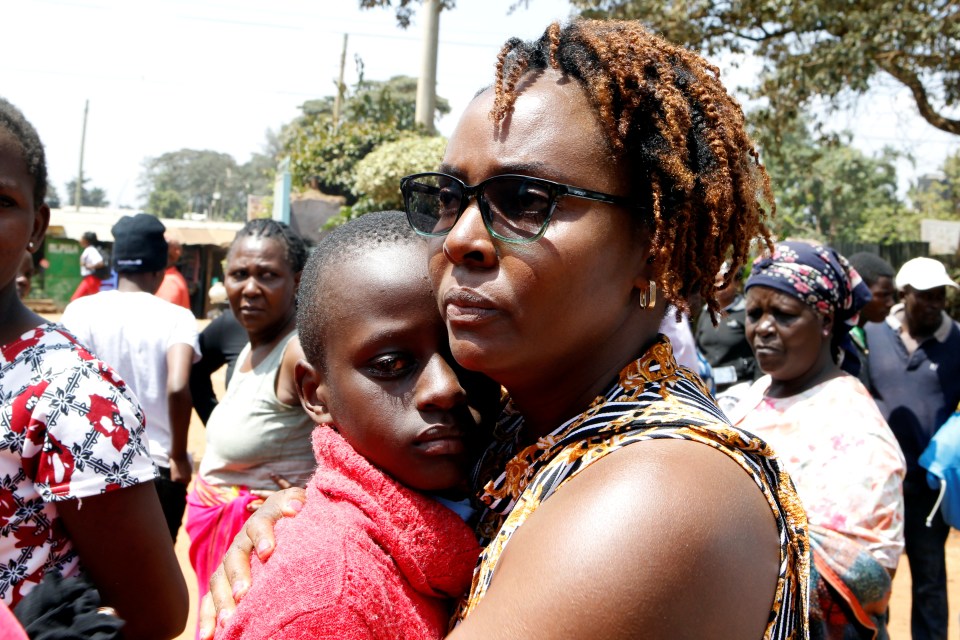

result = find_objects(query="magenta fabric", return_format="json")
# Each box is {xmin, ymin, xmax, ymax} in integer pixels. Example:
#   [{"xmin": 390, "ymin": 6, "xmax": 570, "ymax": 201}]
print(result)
[
  {"xmin": 185, "ymin": 478, "xmax": 260, "ymax": 601},
  {"xmin": 216, "ymin": 426, "xmax": 480, "ymax": 640}
]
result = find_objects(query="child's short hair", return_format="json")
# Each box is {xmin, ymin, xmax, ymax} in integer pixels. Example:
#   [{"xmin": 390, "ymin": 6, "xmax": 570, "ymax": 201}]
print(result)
[
  {"xmin": 297, "ymin": 211, "xmax": 421, "ymax": 371},
  {"xmin": 0, "ymin": 97, "xmax": 48, "ymax": 206}
]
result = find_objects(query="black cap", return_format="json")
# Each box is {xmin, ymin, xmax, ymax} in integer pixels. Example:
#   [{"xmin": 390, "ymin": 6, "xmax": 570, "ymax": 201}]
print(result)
[{"xmin": 111, "ymin": 214, "xmax": 168, "ymax": 273}]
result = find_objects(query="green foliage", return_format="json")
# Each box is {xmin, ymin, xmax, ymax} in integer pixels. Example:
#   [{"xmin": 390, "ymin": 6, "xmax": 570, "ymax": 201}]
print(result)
[
  {"xmin": 65, "ymin": 177, "xmax": 109, "ymax": 208},
  {"xmin": 751, "ymin": 113, "xmax": 907, "ymax": 244},
  {"xmin": 351, "ymin": 134, "xmax": 447, "ymax": 214},
  {"xmin": 570, "ymin": 0, "xmax": 960, "ymax": 136},
  {"xmin": 281, "ymin": 75, "xmax": 449, "ymax": 205},
  {"xmin": 358, "ymin": 0, "xmax": 457, "ymax": 28},
  {"xmin": 146, "ymin": 189, "xmax": 187, "ymax": 219},
  {"xmin": 139, "ymin": 149, "xmax": 272, "ymax": 221},
  {"xmin": 909, "ymin": 150, "xmax": 960, "ymax": 220},
  {"xmin": 284, "ymin": 118, "xmax": 401, "ymax": 203}
]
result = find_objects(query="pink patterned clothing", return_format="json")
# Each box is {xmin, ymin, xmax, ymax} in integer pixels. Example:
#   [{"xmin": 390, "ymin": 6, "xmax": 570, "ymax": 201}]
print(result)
[
  {"xmin": 731, "ymin": 374, "xmax": 905, "ymax": 569},
  {"xmin": 0, "ymin": 324, "xmax": 157, "ymax": 606}
]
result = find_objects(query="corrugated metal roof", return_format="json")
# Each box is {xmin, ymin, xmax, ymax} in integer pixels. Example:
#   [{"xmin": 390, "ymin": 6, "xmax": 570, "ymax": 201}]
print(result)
[{"xmin": 48, "ymin": 208, "xmax": 244, "ymax": 247}]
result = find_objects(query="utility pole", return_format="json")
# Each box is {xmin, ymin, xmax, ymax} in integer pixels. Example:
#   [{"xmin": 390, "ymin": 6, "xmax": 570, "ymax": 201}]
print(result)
[
  {"xmin": 415, "ymin": 0, "xmax": 440, "ymax": 134},
  {"xmin": 75, "ymin": 99, "xmax": 89, "ymax": 211},
  {"xmin": 332, "ymin": 33, "xmax": 349, "ymax": 130}
]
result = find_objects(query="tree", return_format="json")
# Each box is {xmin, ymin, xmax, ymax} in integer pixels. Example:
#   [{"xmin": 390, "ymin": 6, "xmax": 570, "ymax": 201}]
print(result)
[
  {"xmin": 280, "ymin": 74, "xmax": 449, "ymax": 203},
  {"xmin": 145, "ymin": 189, "xmax": 187, "ymax": 219},
  {"xmin": 45, "ymin": 184, "xmax": 61, "ymax": 209},
  {"xmin": 751, "ymin": 113, "xmax": 908, "ymax": 243},
  {"xmin": 358, "ymin": 0, "xmax": 456, "ymax": 28},
  {"xmin": 65, "ymin": 177, "xmax": 109, "ymax": 208},
  {"xmin": 910, "ymin": 150, "xmax": 960, "ymax": 220},
  {"xmin": 349, "ymin": 134, "xmax": 447, "ymax": 216},
  {"xmin": 139, "ymin": 149, "xmax": 270, "ymax": 221},
  {"xmin": 571, "ymin": 0, "xmax": 960, "ymax": 136}
]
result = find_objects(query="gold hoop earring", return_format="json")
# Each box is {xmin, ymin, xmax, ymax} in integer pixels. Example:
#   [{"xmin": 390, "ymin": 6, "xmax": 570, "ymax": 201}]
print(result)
[{"xmin": 639, "ymin": 282, "xmax": 657, "ymax": 309}]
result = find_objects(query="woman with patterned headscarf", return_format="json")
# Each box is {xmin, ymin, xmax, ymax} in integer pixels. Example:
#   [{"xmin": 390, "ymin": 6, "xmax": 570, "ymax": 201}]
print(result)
[{"xmin": 728, "ymin": 240, "xmax": 906, "ymax": 639}]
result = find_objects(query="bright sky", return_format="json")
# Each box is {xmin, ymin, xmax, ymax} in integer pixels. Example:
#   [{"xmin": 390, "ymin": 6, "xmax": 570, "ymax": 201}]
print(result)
[{"xmin": 4, "ymin": 0, "xmax": 957, "ymax": 208}]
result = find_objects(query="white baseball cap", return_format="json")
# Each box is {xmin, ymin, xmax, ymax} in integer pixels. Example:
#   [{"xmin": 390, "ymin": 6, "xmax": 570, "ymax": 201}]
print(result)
[{"xmin": 896, "ymin": 257, "xmax": 959, "ymax": 291}]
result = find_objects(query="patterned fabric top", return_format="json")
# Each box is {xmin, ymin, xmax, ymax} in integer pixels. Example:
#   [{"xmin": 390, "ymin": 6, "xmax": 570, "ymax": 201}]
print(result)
[
  {"xmin": 0, "ymin": 324, "xmax": 157, "ymax": 606},
  {"xmin": 731, "ymin": 374, "xmax": 905, "ymax": 570},
  {"xmin": 458, "ymin": 335, "xmax": 810, "ymax": 639}
]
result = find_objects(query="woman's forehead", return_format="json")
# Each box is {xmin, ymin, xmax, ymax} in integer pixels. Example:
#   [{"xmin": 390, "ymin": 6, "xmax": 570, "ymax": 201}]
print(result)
[{"xmin": 444, "ymin": 73, "xmax": 612, "ymax": 185}]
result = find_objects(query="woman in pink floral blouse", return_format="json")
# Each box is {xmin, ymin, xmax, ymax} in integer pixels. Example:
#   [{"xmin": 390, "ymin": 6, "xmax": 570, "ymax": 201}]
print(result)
[{"xmin": 730, "ymin": 241, "xmax": 906, "ymax": 639}]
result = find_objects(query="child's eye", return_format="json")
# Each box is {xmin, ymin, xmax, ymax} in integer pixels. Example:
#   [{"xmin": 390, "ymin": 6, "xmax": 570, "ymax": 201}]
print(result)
[{"xmin": 366, "ymin": 354, "xmax": 416, "ymax": 378}]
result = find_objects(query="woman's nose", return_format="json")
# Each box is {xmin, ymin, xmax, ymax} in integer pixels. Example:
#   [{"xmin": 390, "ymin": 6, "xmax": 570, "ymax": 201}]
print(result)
[
  {"xmin": 441, "ymin": 202, "xmax": 497, "ymax": 269},
  {"xmin": 414, "ymin": 355, "xmax": 467, "ymax": 413}
]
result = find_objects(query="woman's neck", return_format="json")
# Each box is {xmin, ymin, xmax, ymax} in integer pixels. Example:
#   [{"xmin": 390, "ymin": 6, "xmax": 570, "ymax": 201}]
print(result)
[
  {"xmin": 247, "ymin": 312, "xmax": 296, "ymax": 351},
  {"xmin": 506, "ymin": 321, "xmax": 661, "ymax": 445},
  {"xmin": 0, "ymin": 285, "xmax": 45, "ymax": 346},
  {"xmin": 766, "ymin": 351, "xmax": 841, "ymax": 399}
]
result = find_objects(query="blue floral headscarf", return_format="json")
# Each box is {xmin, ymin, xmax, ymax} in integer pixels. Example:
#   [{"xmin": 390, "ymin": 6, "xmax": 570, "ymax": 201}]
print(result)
[{"xmin": 745, "ymin": 241, "xmax": 872, "ymax": 373}]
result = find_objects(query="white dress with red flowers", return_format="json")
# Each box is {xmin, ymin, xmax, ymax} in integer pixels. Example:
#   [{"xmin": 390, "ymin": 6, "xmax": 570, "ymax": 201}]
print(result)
[{"xmin": 0, "ymin": 324, "xmax": 157, "ymax": 606}]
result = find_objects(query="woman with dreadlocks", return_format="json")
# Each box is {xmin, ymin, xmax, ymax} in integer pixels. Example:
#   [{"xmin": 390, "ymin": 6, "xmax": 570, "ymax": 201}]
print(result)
[
  {"xmin": 204, "ymin": 20, "xmax": 810, "ymax": 639},
  {"xmin": 185, "ymin": 219, "xmax": 315, "ymax": 616}
]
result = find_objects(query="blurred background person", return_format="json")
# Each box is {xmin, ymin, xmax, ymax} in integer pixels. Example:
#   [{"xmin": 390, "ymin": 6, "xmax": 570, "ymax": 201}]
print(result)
[
  {"xmin": 69, "ymin": 230, "xmax": 105, "ymax": 301},
  {"xmin": 867, "ymin": 256, "xmax": 960, "ymax": 640},
  {"xmin": 696, "ymin": 263, "xmax": 756, "ymax": 395},
  {"xmin": 185, "ymin": 219, "xmax": 314, "ymax": 608},
  {"xmin": 61, "ymin": 214, "xmax": 200, "ymax": 542},
  {"xmin": 156, "ymin": 232, "xmax": 191, "ymax": 310},
  {"xmin": 729, "ymin": 241, "xmax": 905, "ymax": 639},
  {"xmin": 846, "ymin": 252, "xmax": 897, "ymax": 389},
  {"xmin": 189, "ymin": 306, "xmax": 247, "ymax": 426}
]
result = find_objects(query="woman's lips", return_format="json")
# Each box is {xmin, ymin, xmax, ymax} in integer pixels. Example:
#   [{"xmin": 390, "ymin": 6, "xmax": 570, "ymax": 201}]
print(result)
[{"xmin": 443, "ymin": 288, "xmax": 498, "ymax": 323}]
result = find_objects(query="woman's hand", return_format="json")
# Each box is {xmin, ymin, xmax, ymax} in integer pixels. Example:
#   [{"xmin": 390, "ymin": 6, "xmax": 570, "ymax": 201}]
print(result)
[
  {"xmin": 198, "ymin": 486, "xmax": 306, "ymax": 640},
  {"xmin": 245, "ymin": 473, "xmax": 295, "ymax": 512}
]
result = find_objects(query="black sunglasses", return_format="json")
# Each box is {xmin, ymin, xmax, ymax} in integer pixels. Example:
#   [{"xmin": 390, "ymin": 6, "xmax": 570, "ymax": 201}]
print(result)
[{"xmin": 400, "ymin": 172, "xmax": 634, "ymax": 244}]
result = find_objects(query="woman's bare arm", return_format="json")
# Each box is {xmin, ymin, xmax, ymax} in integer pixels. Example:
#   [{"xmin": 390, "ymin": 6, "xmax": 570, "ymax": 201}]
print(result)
[
  {"xmin": 57, "ymin": 482, "xmax": 188, "ymax": 640},
  {"xmin": 449, "ymin": 438, "xmax": 781, "ymax": 640}
]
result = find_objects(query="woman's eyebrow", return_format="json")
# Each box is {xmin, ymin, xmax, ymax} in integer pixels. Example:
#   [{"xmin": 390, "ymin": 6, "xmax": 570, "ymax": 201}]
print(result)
[{"xmin": 435, "ymin": 160, "xmax": 555, "ymax": 181}]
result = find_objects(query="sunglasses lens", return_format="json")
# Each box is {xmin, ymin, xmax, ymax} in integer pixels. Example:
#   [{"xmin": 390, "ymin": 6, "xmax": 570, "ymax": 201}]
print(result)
[
  {"xmin": 482, "ymin": 177, "xmax": 555, "ymax": 241},
  {"xmin": 403, "ymin": 174, "xmax": 463, "ymax": 236}
]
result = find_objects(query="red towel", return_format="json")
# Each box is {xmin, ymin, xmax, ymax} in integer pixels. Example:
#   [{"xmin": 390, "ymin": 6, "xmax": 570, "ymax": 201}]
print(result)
[{"xmin": 216, "ymin": 426, "xmax": 480, "ymax": 640}]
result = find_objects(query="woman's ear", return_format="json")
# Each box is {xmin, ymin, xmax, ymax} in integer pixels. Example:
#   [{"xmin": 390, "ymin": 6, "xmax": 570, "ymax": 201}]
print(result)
[
  {"xmin": 295, "ymin": 358, "xmax": 332, "ymax": 424},
  {"xmin": 30, "ymin": 203, "xmax": 50, "ymax": 252},
  {"xmin": 630, "ymin": 225, "xmax": 657, "ymax": 293},
  {"xmin": 821, "ymin": 310, "xmax": 835, "ymax": 337}
]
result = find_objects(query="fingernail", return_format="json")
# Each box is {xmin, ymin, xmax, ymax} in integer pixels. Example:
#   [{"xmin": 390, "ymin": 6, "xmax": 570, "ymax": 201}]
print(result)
[
  {"xmin": 217, "ymin": 609, "xmax": 233, "ymax": 627},
  {"xmin": 232, "ymin": 580, "xmax": 249, "ymax": 600},
  {"xmin": 199, "ymin": 623, "xmax": 214, "ymax": 639},
  {"xmin": 289, "ymin": 499, "xmax": 303, "ymax": 513},
  {"xmin": 256, "ymin": 540, "xmax": 273, "ymax": 556}
]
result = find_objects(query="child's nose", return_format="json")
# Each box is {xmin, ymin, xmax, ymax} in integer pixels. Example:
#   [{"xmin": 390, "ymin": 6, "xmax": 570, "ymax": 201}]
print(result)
[{"xmin": 414, "ymin": 355, "xmax": 467, "ymax": 412}]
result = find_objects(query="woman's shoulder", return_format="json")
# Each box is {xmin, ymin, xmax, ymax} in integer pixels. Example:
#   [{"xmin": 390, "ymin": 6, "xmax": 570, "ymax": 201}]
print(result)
[{"xmin": 464, "ymin": 437, "xmax": 800, "ymax": 639}]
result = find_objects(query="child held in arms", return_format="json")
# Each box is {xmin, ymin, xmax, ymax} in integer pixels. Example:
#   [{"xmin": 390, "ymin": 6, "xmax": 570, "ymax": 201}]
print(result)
[{"xmin": 215, "ymin": 211, "xmax": 499, "ymax": 640}]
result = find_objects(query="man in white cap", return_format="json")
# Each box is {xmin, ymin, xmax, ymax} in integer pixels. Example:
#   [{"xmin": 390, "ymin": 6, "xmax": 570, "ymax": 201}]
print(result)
[{"xmin": 866, "ymin": 256, "xmax": 960, "ymax": 640}]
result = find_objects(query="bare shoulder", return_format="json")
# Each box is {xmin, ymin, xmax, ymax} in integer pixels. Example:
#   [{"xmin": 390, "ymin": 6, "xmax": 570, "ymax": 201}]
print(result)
[{"xmin": 452, "ymin": 438, "xmax": 780, "ymax": 640}]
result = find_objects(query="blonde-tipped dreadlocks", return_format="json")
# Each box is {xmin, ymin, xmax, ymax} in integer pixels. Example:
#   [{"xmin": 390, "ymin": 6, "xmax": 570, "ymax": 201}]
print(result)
[{"xmin": 491, "ymin": 20, "xmax": 774, "ymax": 320}]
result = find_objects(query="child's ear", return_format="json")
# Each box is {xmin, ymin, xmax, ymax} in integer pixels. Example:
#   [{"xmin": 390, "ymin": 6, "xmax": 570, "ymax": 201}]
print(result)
[{"xmin": 295, "ymin": 358, "xmax": 332, "ymax": 424}]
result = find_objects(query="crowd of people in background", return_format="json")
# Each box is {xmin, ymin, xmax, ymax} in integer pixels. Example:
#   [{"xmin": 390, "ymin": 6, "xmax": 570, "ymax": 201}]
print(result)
[{"xmin": 2, "ymin": 16, "xmax": 960, "ymax": 640}]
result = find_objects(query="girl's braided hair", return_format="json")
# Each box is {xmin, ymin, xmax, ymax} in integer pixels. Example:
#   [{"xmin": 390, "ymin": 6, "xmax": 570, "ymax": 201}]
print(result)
[
  {"xmin": 229, "ymin": 219, "xmax": 309, "ymax": 274},
  {"xmin": 491, "ymin": 19, "xmax": 774, "ymax": 319}
]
